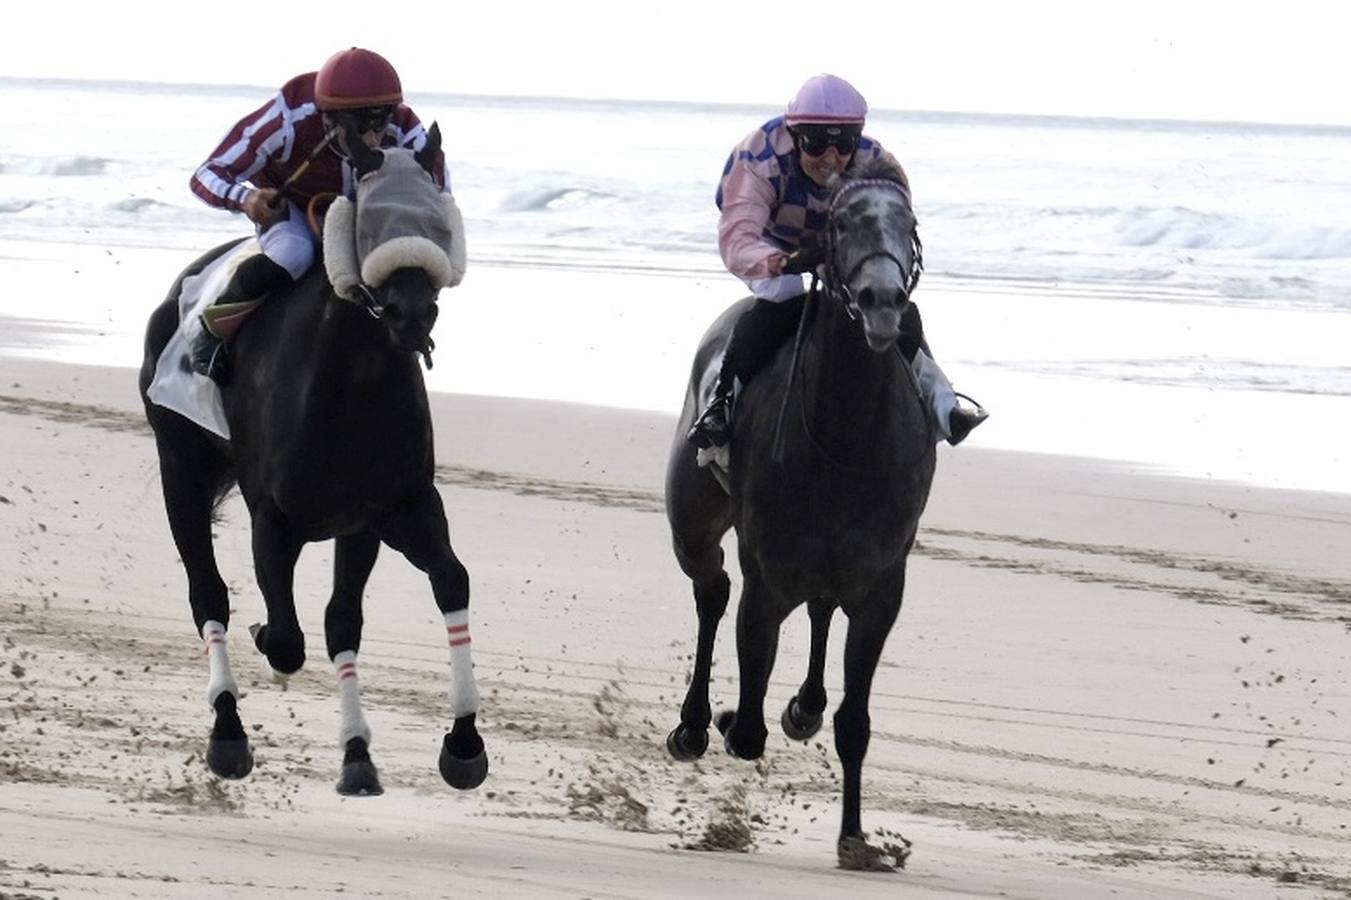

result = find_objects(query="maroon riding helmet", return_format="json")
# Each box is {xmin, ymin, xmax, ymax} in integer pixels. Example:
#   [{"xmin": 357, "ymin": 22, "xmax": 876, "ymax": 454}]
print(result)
[{"xmin": 315, "ymin": 48, "xmax": 403, "ymax": 111}]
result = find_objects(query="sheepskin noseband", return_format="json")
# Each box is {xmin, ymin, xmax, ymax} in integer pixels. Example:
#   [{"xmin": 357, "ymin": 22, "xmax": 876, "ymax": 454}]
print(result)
[{"xmin": 323, "ymin": 149, "xmax": 464, "ymax": 301}]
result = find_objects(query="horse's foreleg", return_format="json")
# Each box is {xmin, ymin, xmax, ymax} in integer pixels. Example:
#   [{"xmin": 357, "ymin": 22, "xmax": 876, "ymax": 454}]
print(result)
[
  {"xmin": 667, "ymin": 536, "xmax": 730, "ymax": 761},
  {"xmin": 378, "ymin": 488, "xmax": 487, "ymax": 790},
  {"xmin": 248, "ymin": 501, "xmax": 306, "ymax": 678},
  {"xmin": 200, "ymin": 621, "xmax": 252, "ymax": 778},
  {"xmin": 718, "ymin": 568, "xmax": 783, "ymax": 761},
  {"xmin": 326, "ymin": 532, "xmax": 383, "ymax": 796},
  {"xmin": 834, "ymin": 569, "xmax": 908, "ymax": 872},
  {"xmin": 783, "ymin": 598, "xmax": 835, "ymax": 741}
]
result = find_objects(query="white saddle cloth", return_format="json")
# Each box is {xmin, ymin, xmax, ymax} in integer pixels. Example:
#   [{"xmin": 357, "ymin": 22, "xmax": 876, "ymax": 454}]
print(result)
[{"xmin": 145, "ymin": 240, "xmax": 262, "ymax": 440}]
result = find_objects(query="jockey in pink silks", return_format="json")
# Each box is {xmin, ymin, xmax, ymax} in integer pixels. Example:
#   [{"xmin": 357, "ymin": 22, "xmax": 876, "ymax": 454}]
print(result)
[{"xmin": 687, "ymin": 73, "xmax": 987, "ymax": 450}]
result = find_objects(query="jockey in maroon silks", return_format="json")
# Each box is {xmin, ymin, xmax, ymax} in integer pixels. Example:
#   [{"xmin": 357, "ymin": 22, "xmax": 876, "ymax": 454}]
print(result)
[
  {"xmin": 687, "ymin": 73, "xmax": 987, "ymax": 450},
  {"xmin": 188, "ymin": 47, "xmax": 451, "ymax": 383}
]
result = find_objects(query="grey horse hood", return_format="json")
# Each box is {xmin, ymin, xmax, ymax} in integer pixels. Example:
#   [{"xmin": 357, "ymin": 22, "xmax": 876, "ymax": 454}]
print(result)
[{"xmin": 323, "ymin": 148, "xmax": 467, "ymax": 300}]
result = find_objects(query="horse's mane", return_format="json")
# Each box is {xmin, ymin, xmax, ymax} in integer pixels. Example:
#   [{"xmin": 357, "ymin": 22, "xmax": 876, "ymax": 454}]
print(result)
[{"xmin": 832, "ymin": 158, "xmax": 909, "ymax": 202}]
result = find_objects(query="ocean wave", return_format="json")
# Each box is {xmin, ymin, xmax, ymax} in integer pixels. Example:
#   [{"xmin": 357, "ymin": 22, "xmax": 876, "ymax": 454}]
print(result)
[
  {"xmin": 0, "ymin": 155, "xmax": 112, "ymax": 177},
  {"xmin": 984, "ymin": 358, "xmax": 1351, "ymax": 396},
  {"xmin": 109, "ymin": 197, "xmax": 174, "ymax": 214},
  {"xmin": 1117, "ymin": 206, "xmax": 1351, "ymax": 260},
  {"xmin": 498, "ymin": 186, "xmax": 609, "ymax": 213}
]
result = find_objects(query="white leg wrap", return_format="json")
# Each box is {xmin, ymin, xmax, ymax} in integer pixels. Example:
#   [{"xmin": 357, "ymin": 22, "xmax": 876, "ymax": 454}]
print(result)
[
  {"xmin": 444, "ymin": 610, "xmax": 481, "ymax": 717},
  {"xmin": 911, "ymin": 349, "xmax": 958, "ymax": 442},
  {"xmin": 333, "ymin": 650, "xmax": 372, "ymax": 747},
  {"xmin": 202, "ymin": 620, "xmax": 239, "ymax": 708}
]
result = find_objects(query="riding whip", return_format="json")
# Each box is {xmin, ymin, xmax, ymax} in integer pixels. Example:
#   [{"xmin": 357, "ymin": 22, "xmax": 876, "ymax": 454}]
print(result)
[
  {"xmin": 771, "ymin": 273, "xmax": 818, "ymax": 464},
  {"xmin": 266, "ymin": 125, "xmax": 343, "ymax": 209}
]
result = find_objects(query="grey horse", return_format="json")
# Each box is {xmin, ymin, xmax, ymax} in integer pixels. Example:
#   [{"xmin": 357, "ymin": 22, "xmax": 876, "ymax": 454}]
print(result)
[{"xmin": 664, "ymin": 162, "xmax": 936, "ymax": 870}]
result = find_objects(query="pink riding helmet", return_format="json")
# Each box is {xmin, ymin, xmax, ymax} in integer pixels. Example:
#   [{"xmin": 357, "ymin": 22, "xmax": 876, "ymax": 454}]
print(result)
[{"xmin": 785, "ymin": 74, "xmax": 868, "ymax": 126}]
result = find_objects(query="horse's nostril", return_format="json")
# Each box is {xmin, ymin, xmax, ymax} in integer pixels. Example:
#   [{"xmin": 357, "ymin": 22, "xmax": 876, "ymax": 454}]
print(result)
[{"xmin": 857, "ymin": 287, "xmax": 875, "ymax": 309}]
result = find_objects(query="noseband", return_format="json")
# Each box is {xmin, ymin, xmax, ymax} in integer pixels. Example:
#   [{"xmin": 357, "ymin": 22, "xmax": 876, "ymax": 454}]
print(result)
[
  {"xmin": 821, "ymin": 178, "xmax": 923, "ymax": 313},
  {"xmin": 349, "ymin": 282, "xmax": 437, "ymax": 369},
  {"xmin": 352, "ymin": 282, "xmax": 386, "ymax": 319}
]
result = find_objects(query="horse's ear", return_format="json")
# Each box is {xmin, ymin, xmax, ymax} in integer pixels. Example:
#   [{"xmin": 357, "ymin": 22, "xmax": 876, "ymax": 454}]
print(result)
[
  {"xmin": 415, "ymin": 122, "xmax": 442, "ymax": 179},
  {"xmin": 346, "ymin": 125, "xmax": 385, "ymax": 178}
]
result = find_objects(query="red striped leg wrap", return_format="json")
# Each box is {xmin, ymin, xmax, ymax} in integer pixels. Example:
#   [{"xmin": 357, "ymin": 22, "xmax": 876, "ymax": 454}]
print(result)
[
  {"xmin": 333, "ymin": 650, "xmax": 371, "ymax": 746},
  {"xmin": 443, "ymin": 610, "xmax": 480, "ymax": 716},
  {"xmin": 201, "ymin": 620, "xmax": 239, "ymax": 708}
]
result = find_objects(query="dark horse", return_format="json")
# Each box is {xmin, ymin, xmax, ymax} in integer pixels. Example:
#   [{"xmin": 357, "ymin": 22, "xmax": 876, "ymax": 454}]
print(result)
[
  {"xmin": 664, "ymin": 163, "xmax": 936, "ymax": 869},
  {"xmin": 137, "ymin": 127, "xmax": 487, "ymax": 795}
]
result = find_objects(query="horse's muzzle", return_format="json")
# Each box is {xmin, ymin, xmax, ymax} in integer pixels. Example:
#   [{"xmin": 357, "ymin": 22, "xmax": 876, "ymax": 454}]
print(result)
[{"xmin": 858, "ymin": 302, "xmax": 905, "ymax": 352}]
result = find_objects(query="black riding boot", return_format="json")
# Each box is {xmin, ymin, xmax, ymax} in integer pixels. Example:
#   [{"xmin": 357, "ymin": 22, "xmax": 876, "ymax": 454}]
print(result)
[
  {"xmin": 687, "ymin": 295, "xmax": 806, "ymax": 449},
  {"xmin": 191, "ymin": 255, "xmax": 292, "ymax": 385}
]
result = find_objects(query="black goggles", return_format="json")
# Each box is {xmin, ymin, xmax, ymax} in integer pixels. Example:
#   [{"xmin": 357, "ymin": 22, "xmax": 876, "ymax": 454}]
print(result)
[
  {"xmin": 793, "ymin": 124, "xmax": 862, "ymax": 157},
  {"xmin": 336, "ymin": 107, "xmax": 394, "ymax": 135}
]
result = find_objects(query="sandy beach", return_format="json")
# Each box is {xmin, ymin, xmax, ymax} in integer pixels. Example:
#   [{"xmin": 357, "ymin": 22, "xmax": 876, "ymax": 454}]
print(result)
[{"xmin": 2, "ymin": 348, "xmax": 1349, "ymax": 899}]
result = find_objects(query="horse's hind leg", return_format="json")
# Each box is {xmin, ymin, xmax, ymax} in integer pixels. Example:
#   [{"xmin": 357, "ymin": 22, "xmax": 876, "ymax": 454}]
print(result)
[
  {"xmin": 247, "ymin": 500, "xmax": 307, "ymax": 677},
  {"xmin": 665, "ymin": 532, "xmax": 731, "ymax": 761},
  {"xmin": 834, "ymin": 566, "xmax": 909, "ymax": 872},
  {"xmin": 147, "ymin": 415, "xmax": 251, "ymax": 778},
  {"xmin": 718, "ymin": 561, "xmax": 786, "ymax": 761},
  {"xmin": 377, "ymin": 486, "xmax": 487, "ymax": 790},
  {"xmin": 782, "ymin": 598, "xmax": 835, "ymax": 741},
  {"xmin": 324, "ymin": 532, "xmax": 384, "ymax": 796}
]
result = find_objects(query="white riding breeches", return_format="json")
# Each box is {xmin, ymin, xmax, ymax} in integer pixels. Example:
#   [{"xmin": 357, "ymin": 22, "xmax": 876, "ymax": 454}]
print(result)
[
  {"xmin": 746, "ymin": 273, "xmax": 807, "ymax": 303},
  {"xmin": 258, "ymin": 202, "xmax": 318, "ymax": 280}
]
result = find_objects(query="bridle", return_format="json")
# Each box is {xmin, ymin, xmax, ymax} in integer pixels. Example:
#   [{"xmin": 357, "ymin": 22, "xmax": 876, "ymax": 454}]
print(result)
[
  {"xmin": 350, "ymin": 281, "xmax": 437, "ymax": 369},
  {"xmin": 351, "ymin": 282, "xmax": 386, "ymax": 319},
  {"xmin": 772, "ymin": 176, "xmax": 927, "ymax": 464},
  {"xmin": 819, "ymin": 178, "xmax": 923, "ymax": 316}
]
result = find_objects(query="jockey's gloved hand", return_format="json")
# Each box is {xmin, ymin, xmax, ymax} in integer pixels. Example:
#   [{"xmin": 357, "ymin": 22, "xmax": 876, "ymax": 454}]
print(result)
[{"xmin": 781, "ymin": 233, "xmax": 826, "ymax": 275}]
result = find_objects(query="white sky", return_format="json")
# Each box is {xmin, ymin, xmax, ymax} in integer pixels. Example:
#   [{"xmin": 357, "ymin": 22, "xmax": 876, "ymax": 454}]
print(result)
[{"xmin": 4, "ymin": 0, "xmax": 1346, "ymax": 125}]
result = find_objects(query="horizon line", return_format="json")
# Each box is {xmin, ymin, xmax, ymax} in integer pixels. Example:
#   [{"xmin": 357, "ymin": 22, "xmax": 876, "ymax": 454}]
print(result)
[{"xmin": 6, "ymin": 73, "xmax": 1351, "ymax": 135}]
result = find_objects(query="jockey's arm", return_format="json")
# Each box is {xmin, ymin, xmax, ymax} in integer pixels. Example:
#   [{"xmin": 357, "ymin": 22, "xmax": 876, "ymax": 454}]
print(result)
[
  {"xmin": 189, "ymin": 93, "xmax": 287, "ymax": 213},
  {"xmin": 718, "ymin": 164, "xmax": 789, "ymax": 280}
]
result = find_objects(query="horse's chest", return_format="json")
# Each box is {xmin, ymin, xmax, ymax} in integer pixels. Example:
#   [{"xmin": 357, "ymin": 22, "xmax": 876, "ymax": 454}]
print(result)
[{"xmin": 738, "ymin": 476, "xmax": 919, "ymax": 597}]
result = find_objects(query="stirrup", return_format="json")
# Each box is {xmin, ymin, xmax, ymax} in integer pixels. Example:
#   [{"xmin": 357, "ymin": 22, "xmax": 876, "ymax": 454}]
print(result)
[
  {"xmin": 946, "ymin": 393, "xmax": 988, "ymax": 446},
  {"xmin": 687, "ymin": 393, "xmax": 733, "ymax": 449},
  {"xmin": 191, "ymin": 329, "xmax": 231, "ymax": 386}
]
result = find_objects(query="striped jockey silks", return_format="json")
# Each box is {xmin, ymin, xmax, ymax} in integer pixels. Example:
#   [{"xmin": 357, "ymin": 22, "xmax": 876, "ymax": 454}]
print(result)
[{"xmin": 715, "ymin": 116, "xmax": 908, "ymax": 281}]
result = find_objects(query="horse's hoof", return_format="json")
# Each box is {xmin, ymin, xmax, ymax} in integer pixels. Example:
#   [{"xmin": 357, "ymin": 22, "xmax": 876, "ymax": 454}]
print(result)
[
  {"xmin": 336, "ymin": 737, "xmax": 383, "ymax": 796},
  {"xmin": 438, "ymin": 733, "xmax": 488, "ymax": 790},
  {"xmin": 781, "ymin": 695, "xmax": 823, "ymax": 741},
  {"xmin": 337, "ymin": 759, "xmax": 384, "ymax": 796},
  {"xmin": 249, "ymin": 622, "xmax": 305, "ymax": 677},
  {"xmin": 205, "ymin": 737, "xmax": 254, "ymax": 779},
  {"xmin": 260, "ymin": 657, "xmax": 291, "ymax": 687},
  {"xmin": 665, "ymin": 724, "xmax": 709, "ymax": 761},
  {"xmin": 715, "ymin": 710, "xmax": 765, "ymax": 760}
]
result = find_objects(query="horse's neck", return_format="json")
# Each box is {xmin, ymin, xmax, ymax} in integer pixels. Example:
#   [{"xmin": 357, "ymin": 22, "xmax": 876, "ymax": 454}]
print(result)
[{"xmin": 799, "ymin": 300, "xmax": 916, "ymax": 455}]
